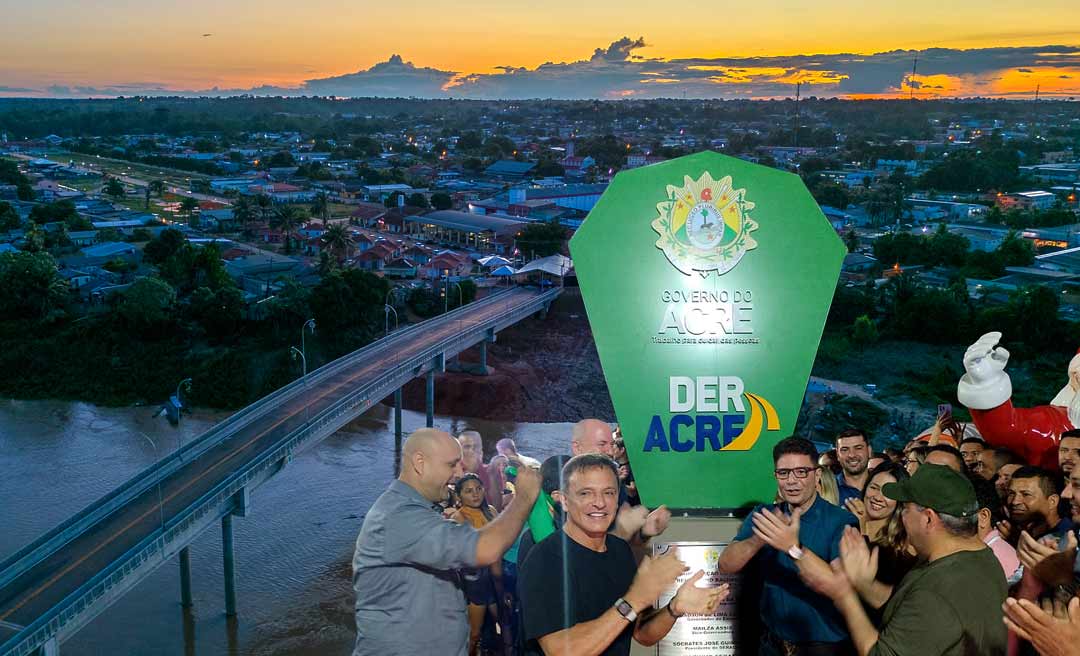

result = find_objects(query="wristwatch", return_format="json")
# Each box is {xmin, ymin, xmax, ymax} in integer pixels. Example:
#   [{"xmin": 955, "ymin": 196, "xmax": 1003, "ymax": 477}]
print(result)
[
  {"xmin": 613, "ymin": 597, "xmax": 638, "ymax": 622},
  {"xmin": 787, "ymin": 544, "xmax": 805, "ymax": 561}
]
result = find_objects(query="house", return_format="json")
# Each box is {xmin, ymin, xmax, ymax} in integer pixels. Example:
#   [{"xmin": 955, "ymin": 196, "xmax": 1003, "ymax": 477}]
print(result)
[
  {"xmin": 997, "ymin": 191, "xmax": 1057, "ymax": 212},
  {"xmin": 421, "ymin": 250, "xmax": 472, "ymax": 279},
  {"xmin": 199, "ymin": 209, "xmax": 239, "ymax": 232},
  {"xmin": 354, "ymin": 233, "xmax": 375, "ymax": 252},
  {"xmin": 484, "ymin": 160, "xmax": 535, "ymax": 180},
  {"xmin": 383, "ymin": 257, "xmax": 418, "ymax": 278},
  {"xmin": 298, "ymin": 222, "xmax": 327, "ymax": 240},
  {"xmin": 354, "ymin": 241, "xmax": 397, "ymax": 271},
  {"xmin": 81, "ymin": 242, "xmax": 138, "ymax": 264},
  {"xmin": 67, "ymin": 230, "xmax": 98, "ymax": 247},
  {"xmin": 58, "ymin": 267, "xmax": 93, "ymax": 290},
  {"xmin": 404, "ymin": 244, "xmax": 432, "ymax": 265}
]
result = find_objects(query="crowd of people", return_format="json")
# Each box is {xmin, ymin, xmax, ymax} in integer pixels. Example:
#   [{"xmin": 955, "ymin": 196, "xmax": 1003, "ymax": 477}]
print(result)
[{"xmin": 349, "ymin": 418, "xmax": 1080, "ymax": 656}]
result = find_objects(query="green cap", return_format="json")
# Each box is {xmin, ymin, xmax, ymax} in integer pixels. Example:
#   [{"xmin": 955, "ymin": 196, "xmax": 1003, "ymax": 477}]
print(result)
[{"xmin": 882, "ymin": 463, "xmax": 978, "ymax": 517}]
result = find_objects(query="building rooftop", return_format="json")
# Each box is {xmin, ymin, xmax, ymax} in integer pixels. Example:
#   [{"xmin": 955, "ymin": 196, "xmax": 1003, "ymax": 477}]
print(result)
[{"xmin": 410, "ymin": 210, "xmax": 526, "ymax": 234}]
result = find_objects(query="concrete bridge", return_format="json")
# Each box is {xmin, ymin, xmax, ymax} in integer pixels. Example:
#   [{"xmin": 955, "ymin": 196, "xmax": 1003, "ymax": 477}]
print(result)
[{"xmin": 0, "ymin": 285, "xmax": 561, "ymax": 656}]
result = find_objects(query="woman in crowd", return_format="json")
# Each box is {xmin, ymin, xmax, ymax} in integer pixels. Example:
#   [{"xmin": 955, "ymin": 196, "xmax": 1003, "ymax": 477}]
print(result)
[
  {"xmin": 902, "ymin": 446, "xmax": 928, "ymax": 475},
  {"xmin": 844, "ymin": 462, "xmax": 916, "ymax": 602},
  {"xmin": 817, "ymin": 465, "xmax": 841, "ymax": 505},
  {"xmin": 450, "ymin": 473, "xmax": 506, "ymax": 656}
]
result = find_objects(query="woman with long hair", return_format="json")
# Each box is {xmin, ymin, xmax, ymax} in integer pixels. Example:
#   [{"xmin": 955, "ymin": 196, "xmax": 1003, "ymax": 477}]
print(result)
[{"xmin": 450, "ymin": 473, "xmax": 505, "ymax": 655}]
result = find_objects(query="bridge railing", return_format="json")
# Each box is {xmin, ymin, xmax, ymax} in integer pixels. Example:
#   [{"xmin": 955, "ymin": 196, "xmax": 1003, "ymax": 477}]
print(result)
[
  {"xmin": 0, "ymin": 287, "xmax": 525, "ymax": 590},
  {"xmin": 0, "ymin": 286, "xmax": 560, "ymax": 656}
]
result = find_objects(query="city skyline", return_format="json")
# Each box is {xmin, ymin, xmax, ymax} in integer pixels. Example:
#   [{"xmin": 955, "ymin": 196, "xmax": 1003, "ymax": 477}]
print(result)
[{"xmin": 1, "ymin": 0, "xmax": 1079, "ymax": 99}]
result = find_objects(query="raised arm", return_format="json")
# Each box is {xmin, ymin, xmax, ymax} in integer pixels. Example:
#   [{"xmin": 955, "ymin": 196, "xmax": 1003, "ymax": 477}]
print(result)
[{"xmin": 476, "ymin": 463, "xmax": 540, "ymax": 566}]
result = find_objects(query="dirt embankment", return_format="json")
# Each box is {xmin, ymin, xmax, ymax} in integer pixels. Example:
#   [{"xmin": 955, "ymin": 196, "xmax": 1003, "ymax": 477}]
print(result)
[{"xmin": 396, "ymin": 289, "xmax": 615, "ymax": 423}]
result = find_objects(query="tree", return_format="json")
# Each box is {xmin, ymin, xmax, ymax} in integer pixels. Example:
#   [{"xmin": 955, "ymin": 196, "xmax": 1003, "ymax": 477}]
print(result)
[
  {"xmin": 189, "ymin": 285, "xmax": 244, "ymax": 341},
  {"xmin": 117, "ymin": 277, "xmax": 176, "ymax": 330},
  {"xmin": 308, "ymin": 268, "xmax": 389, "ymax": 349},
  {"xmin": 264, "ymin": 151, "xmax": 296, "ymax": 168},
  {"xmin": 851, "ymin": 315, "xmax": 879, "ymax": 350},
  {"xmin": 406, "ymin": 192, "xmax": 429, "ymax": 209},
  {"xmin": 29, "ymin": 200, "xmax": 78, "ymax": 225},
  {"xmin": 997, "ymin": 230, "xmax": 1035, "ymax": 268},
  {"xmin": 516, "ymin": 219, "xmax": 566, "ymax": 258},
  {"xmin": 844, "ymin": 228, "xmax": 858, "ymax": 253},
  {"xmin": 321, "ymin": 223, "xmax": 355, "ymax": 262},
  {"xmin": 143, "ymin": 228, "xmax": 186, "ymax": 265},
  {"xmin": 272, "ymin": 205, "xmax": 305, "ymax": 252},
  {"xmin": 22, "ymin": 223, "xmax": 45, "ymax": 253},
  {"xmin": 533, "ymin": 159, "xmax": 566, "ymax": 178},
  {"xmin": 255, "ymin": 194, "xmax": 273, "ymax": 223},
  {"xmin": 149, "ymin": 179, "xmax": 166, "ymax": 196},
  {"xmin": 0, "ymin": 250, "xmax": 67, "ymax": 320},
  {"xmin": 0, "ymin": 159, "xmax": 34, "ymax": 200},
  {"xmin": 312, "ymin": 191, "xmax": 330, "ymax": 222},
  {"xmin": 430, "ymin": 192, "xmax": 452, "ymax": 211},
  {"xmin": 926, "ymin": 223, "xmax": 970, "ymax": 267},
  {"xmin": 0, "ymin": 201, "xmax": 20, "ymax": 232},
  {"xmin": 179, "ymin": 196, "xmax": 199, "ymax": 219},
  {"xmin": 105, "ymin": 178, "xmax": 126, "ymax": 199},
  {"xmin": 231, "ymin": 195, "xmax": 254, "ymax": 233}
]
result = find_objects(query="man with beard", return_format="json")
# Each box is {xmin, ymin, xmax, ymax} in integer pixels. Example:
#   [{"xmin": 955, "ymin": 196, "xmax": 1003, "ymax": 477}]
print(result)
[
  {"xmin": 801, "ymin": 465, "xmax": 1008, "ymax": 656},
  {"xmin": 836, "ymin": 429, "xmax": 872, "ymax": 506},
  {"xmin": 719, "ymin": 436, "xmax": 858, "ymax": 655},
  {"xmin": 958, "ymin": 333, "xmax": 1079, "ymax": 470},
  {"xmin": 352, "ymin": 428, "xmax": 540, "ymax": 656},
  {"xmin": 1060, "ymin": 430, "xmax": 1080, "ymax": 475}
]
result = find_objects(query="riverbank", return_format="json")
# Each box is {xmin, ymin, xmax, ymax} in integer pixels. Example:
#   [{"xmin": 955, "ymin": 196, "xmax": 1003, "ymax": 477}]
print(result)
[{"xmin": 398, "ymin": 289, "xmax": 616, "ymax": 423}]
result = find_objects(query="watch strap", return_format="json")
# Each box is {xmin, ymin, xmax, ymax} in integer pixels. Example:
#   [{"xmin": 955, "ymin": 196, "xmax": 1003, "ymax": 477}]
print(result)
[
  {"xmin": 787, "ymin": 544, "xmax": 805, "ymax": 560},
  {"xmin": 613, "ymin": 597, "xmax": 638, "ymax": 622}
]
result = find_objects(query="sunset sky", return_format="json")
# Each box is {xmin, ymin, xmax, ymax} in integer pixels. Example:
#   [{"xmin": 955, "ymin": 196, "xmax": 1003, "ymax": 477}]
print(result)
[{"xmin": 1, "ymin": 0, "xmax": 1078, "ymax": 99}]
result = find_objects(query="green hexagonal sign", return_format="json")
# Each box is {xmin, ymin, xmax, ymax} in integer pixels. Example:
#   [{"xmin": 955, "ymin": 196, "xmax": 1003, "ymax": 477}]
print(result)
[{"xmin": 570, "ymin": 151, "xmax": 845, "ymax": 509}]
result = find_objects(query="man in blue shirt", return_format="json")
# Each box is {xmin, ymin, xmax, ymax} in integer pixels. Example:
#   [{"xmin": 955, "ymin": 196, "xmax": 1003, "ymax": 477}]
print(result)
[
  {"xmin": 719, "ymin": 436, "xmax": 858, "ymax": 656},
  {"xmin": 836, "ymin": 428, "xmax": 871, "ymax": 506}
]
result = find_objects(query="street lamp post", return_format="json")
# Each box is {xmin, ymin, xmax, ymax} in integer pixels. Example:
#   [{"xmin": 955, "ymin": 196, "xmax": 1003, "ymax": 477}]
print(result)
[
  {"xmin": 290, "ymin": 346, "xmax": 307, "ymax": 378},
  {"xmin": 384, "ymin": 304, "xmax": 399, "ymax": 336},
  {"xmin": 300, "ymin": 318, "xmax": 315, "ymax": 377},
  {"xmin": 137, "ymin": 432, "xmax": 166, "ymax": 542},
  {"xmin": 174, "ymin": 378, "xmax": 192, "ymax": 455}
]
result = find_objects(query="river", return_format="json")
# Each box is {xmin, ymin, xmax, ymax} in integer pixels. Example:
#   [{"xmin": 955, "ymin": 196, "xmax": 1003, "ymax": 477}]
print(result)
[{"xmin": 0, "ymin": 399, "xmax": 575, "ymax": 655}]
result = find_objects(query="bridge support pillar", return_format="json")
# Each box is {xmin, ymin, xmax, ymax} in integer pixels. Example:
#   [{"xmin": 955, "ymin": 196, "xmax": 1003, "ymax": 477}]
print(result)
[
  {"xmin": 179, "ymin": 546, "xmax": 193, "ymax": 608},
  {"xmin": 222, "ymin": 515, "xmax": 237, "ymax": 617},
  {"xmin": 394, "ymin": 388, "xmax": 403, "ymax": 446},
  {"xmin": 425, "ymin": 371, "xmax": 435, "ymax": 428},
  {"xmin": 32, "ymin": 638, "xmax": 59, "ymax": 656},
  {"xmin": 479, "ymin": 341, "xmax": 487, "ymax": 372}
]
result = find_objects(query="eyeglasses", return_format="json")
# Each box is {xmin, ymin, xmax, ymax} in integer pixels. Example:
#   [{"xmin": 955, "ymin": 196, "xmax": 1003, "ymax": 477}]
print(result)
[{"xmin": 774, "ymin": 467, "xmax": 814, "ymax": 480}]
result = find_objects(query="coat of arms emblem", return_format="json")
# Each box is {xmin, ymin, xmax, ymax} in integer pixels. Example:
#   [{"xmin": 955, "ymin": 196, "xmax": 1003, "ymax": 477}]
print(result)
[{"xmin": 651, "ymin": 172, "xmax": 758, "ymax": 276}]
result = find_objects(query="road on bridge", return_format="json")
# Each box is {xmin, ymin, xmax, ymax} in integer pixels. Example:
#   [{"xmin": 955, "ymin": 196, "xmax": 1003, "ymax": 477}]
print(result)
[{"xmin": 0, "ymin": 287, "xmax": 547, "ymax": 640}]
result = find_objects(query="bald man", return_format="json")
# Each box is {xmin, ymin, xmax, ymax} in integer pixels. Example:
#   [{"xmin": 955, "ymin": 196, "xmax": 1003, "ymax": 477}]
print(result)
[
  {"xmin": 352, "ymin": 428, "xmax": 540, "ymax": 656},
  {"xmin": 569, "ymin": 418, "xmax": 671, "ymax": 544}
]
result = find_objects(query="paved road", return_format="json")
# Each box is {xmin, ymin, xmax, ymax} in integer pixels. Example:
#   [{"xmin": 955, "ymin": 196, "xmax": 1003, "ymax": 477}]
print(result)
[{"xmin": 0, "ymin": 288, "xmax": 544, "ymax": 637}]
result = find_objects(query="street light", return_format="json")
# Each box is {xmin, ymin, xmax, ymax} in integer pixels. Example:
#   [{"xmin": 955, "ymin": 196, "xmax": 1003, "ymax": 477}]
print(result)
[
  {"xmin": 136, "ymin": 431, "xmax": 166, "ymax": 542},
  {"xmin": 384, "ymin": 304, "xmax": 399, "ymax": 336},
  {"xmin": 300, "ymin": 318, "xmax": 315, "ymax": 376},
  {"xmin": 290, "ymin": 346, "xmax": 307, "ymax": 377}
]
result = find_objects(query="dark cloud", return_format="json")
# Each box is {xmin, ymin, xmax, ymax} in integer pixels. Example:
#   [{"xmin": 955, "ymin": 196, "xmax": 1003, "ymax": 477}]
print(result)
[
  {"xmin": 14, "ymin": 39, "xmax": 1080, "ymax": 100},
  {"xmin": 301, "ymin": 54, "xmax": 457, "ymax": 97},
  {"xmin": 0, "ymin": 85, "xmax": 36, "ymax": 93}
]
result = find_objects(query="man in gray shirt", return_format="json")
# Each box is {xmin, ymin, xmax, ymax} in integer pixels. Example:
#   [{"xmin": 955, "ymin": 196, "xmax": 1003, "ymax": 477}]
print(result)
[{"xmin": 352, "ymin": 428, "xmax": 540, "ymax": 656}]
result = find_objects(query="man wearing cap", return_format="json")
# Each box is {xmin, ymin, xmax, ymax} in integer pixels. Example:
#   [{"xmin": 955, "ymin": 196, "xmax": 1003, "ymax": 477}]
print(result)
[{"xmin": 801, "ymin": 464, "xmax": 1008, "ymax": 655}]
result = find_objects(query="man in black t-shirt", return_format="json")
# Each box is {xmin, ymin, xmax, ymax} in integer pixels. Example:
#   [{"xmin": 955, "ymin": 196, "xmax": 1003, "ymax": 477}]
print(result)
[{"xmin": 519, "ymin": 454, "xmax": 729, "ymax": 656}]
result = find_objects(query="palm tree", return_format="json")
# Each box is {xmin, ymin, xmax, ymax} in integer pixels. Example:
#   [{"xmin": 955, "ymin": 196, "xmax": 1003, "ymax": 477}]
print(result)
[
  {"xmin": 179, "ymin": 196, "xmax": 199, "ymax": 225},
  {"xmin": 321, "ymin": 223, "xmax": 355, "ymax": 262},
  {"xmin": 272, "ymin": 205, "xmax": 304, "ymax": 253},
  {"xmin": 255, "ymin": 194, "xmax": 273, "ymax": 224},
  {"xmin": 232, "ymin": 196, "xmax": 254, "ymax": 234},
  {"xmin": 312, "ymin": 191, "xmax": 330, "ymax": 222}
]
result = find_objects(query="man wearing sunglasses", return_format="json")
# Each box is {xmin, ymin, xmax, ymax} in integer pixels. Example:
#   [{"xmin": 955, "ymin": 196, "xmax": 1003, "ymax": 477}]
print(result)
[{"xmin": 719, "ymin": 436, "xmax": 859, "ymax": 655}]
